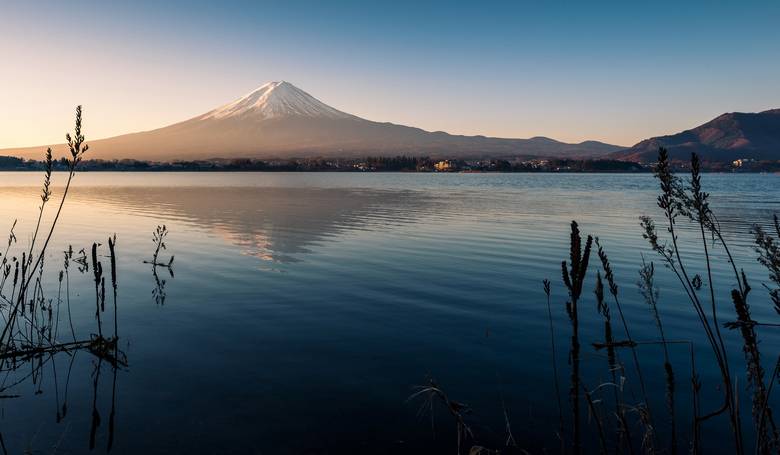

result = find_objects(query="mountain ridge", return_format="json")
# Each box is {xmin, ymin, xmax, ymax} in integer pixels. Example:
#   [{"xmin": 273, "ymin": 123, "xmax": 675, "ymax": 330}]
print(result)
[
  {"xmin": 0, "ymin": 81, "xmax": 624, "ymax": 161},
  {"xmin": 612, "ymin": 108, "xmax": 780, "ymax": 162}
]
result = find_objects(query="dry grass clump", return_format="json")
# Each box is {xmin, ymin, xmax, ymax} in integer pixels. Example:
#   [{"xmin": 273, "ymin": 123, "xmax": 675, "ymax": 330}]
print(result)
[{"xmin": 0, "ymin": 106, "xmax": 128, "ymax": 452}]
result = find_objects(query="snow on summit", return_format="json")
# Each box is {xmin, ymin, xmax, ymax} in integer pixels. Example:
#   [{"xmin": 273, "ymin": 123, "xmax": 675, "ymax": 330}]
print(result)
[
  {"xmin": 201, "ymin": 81, "xmax": 354, "ymax": 120},
  {"xmin": 0, "ymin": 80, "xmax": 625, "ymax": 161}
]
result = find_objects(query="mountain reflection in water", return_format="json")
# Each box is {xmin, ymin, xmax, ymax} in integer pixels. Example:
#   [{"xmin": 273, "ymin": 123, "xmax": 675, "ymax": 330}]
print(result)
[{"xmin": 72, "ymin": 186, "xmax": 436, "ymax": 264}]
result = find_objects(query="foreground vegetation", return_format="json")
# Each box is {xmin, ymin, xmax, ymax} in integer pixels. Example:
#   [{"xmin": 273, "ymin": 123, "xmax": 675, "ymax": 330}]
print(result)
[
  {"xmin": 0, "ymin": 107, "xmax": 128, "ymax": 452},
  {"xmin": 414, "ymin": 148, "xmax": 780, "ymax": 454}
]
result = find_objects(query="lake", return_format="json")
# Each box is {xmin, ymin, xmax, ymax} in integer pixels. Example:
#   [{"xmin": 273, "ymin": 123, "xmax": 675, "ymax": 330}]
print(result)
[{"xmin": 0, "ymin": 172, "xmax": 778, "ymax": 453}]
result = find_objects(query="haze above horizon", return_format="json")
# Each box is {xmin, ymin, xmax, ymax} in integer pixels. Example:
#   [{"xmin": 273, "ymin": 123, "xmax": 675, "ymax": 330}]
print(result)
[{"xmin": 1, "ymin": 0, "xmax": 779, "ymax": 148}]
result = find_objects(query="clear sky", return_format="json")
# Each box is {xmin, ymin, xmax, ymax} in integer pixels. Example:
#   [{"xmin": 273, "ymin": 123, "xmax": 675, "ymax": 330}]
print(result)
[{"xmin": 1, "ymin": 0, "xmax": 779, "ymax": 148}]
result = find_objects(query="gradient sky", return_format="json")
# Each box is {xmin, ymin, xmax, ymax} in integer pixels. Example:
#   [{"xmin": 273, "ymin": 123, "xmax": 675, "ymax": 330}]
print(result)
[{"xmin": 1, "ymin": 0, "xmax": 779, "ymax": 148}]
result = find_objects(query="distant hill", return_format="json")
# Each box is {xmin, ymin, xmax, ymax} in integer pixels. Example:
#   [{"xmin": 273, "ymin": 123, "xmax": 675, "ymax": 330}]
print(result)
[
  {"xmin": 612, "ymin": 109, "xmax": 780, "ymax": 162},
  {"xmin": 1, "ymin": 81, "xmax": 623, "ymax": 161}
]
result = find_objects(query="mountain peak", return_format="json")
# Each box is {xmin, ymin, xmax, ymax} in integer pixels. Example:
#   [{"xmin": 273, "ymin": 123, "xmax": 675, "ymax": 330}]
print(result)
[
  {"xmin": 0, "ymin": 82, "xmax": 624, "ymax": 161},
  {"xmin": 201, "ymin": 81, "xmax": 354, "ymax": 121}
]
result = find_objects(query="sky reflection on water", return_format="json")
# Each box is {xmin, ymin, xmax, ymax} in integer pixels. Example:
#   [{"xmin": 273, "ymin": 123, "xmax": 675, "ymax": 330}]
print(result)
[{"xmin": 0, "ymin": 172, "xmax": 778, "ymax": 453}]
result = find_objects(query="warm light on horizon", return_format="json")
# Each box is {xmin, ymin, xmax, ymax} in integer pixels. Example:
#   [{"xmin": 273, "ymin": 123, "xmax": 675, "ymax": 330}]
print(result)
[{"xmin": 1, "ymin": 1, "xmax": 779, "ymax": 150}]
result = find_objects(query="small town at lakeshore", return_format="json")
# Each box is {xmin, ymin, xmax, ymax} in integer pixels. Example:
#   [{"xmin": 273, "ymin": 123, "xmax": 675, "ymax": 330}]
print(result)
[{"xmin": 1, "ymin": 154, "xmax": 779, "ymax": 173}]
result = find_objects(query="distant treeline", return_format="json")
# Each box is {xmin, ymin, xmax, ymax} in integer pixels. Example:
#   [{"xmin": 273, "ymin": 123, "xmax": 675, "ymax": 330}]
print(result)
[
  {"xmin": 0, "ymin": 155, "xmax": 648, "ymax": 172},
  {"xmin": 0, "ymin": 154, "xmax": 776, "ymax": 172}
]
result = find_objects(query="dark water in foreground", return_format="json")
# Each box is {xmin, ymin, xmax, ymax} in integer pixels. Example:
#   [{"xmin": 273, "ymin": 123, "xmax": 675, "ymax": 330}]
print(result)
[{"xmin": 0, "ymin": 172, "xmax": 778, "ymax": 453}]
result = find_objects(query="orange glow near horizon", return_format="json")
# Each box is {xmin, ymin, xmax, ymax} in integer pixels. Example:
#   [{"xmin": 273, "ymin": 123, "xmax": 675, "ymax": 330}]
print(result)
[{"xmin": 2, "ymin": 2, "xmax": 779, "ymax": 151}]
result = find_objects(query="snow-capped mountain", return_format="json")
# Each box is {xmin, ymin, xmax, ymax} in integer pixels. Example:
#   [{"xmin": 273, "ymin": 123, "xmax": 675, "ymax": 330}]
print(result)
[
  {"xmin": 200, "ymin": 81, "xmax": 355, "ymax": 121},
  {"xmin": 2, "ymin": 81, "xmax": 623, "ymax": 161}
]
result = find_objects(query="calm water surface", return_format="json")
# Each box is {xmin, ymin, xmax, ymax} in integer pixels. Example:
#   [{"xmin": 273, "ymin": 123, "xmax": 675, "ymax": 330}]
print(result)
[{"xmin": 0, "ymin": 172, "xmax": 778, "ymax": 453}]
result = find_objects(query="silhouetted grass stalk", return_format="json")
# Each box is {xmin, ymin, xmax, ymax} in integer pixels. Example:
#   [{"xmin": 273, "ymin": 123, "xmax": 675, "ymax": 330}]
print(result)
[
  {"xmin": 562, "ymin": 221, "xmax": 592, "ymax": 454},
  {"xmin": 410, "ymin": 378, "xmax": 474, "ymax": 455},
  {"xmin": 543, "ymin": 278, "xmax": 565, "ymax": 451},
  {"xmin": 0, "ymin": 107, "xmax": 89, "ymax": 359},
  {"xmin": 638, "ymin": 257, "xmax": 677, "ymax": 454},
  {"xmin": 595, "ymin": 238, "xmax": 657, "ymax": 450},
  {"xmin": 640, "ymin": 148, "xmax": 743, "ymax": 453},
  {"xmin": 582, "ymin": 381, "xmax": 608, "ymax": 455},
  {"xmin": 594, "ymin": 270, "xmax": 627, "ymax": 451}
]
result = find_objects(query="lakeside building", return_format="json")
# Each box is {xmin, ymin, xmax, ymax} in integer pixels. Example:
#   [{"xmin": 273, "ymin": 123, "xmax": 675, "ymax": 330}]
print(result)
[
  {"xmin": 732, "ymin": 158, "xmax": 755, "ymax": 168},
  {"xmin": 434, "ymin": 160, "xmax": 459, "ymax": 172}
]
